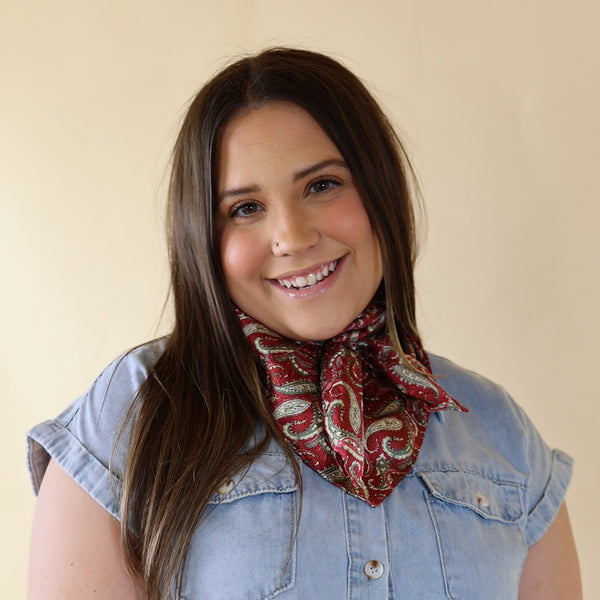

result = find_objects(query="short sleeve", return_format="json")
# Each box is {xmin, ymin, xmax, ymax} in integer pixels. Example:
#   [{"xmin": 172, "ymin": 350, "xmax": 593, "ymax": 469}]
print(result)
[
  {"xmin": 473, "ymin": 381, "xmax": 574, "ymax": 548},
  {"xmin": 26, "ymin": 339, "xmax": 166, "ymax": 519},
  {"xmin": 513, "ymin": 401, "xmax": 574, "ymax": 546},
  {"xmin": 427, "ymin": 353, "xmax": 574, "ymax": 549}
]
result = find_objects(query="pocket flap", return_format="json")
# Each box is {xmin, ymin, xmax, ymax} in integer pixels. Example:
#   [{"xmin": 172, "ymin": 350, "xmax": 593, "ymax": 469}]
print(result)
[
  {"xmin": 209, "ymin": 450, "xmax": 298, "ymax": 504},
  {"xmin": 417, "ymin": 470, "xmax": 524, "ymax": 522}
]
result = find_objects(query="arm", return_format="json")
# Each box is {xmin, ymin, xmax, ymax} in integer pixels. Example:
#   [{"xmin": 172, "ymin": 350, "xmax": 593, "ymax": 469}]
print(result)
[
  {"xmin": 518, "ymin": 502, "xmax": 582, "ymax": 599},
  {"xmin": 28, "ymin": 459, "xmax": 143, "ymax": 600}
]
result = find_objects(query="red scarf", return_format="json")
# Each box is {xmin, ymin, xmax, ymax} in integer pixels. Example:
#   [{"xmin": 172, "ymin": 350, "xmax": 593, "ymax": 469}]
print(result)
[{"xmin": 237, "ymin": 303, "xmax": 466, "ymax": 506}]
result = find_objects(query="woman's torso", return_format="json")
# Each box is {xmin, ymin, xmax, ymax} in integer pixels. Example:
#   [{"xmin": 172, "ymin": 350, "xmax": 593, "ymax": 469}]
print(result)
[{"xmin": 27, "ymin": 342, "xmax": 572, "ymax": 600}]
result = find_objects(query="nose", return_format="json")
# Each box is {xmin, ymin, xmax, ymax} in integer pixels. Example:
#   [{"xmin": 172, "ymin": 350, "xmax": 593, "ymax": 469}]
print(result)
[{"xmin": 271, "ymin": 208, "xmax": 320, "ymax": 256}]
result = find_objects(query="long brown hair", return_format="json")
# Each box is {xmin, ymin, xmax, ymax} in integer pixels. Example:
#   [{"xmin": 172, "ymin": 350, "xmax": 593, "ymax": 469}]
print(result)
[{"xmin": 119, "ymin": 47, "xmax": 421, "ymax": 599}]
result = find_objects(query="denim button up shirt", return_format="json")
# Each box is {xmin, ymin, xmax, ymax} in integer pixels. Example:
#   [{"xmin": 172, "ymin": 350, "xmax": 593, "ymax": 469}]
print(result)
[{"xmin": 27, "ymin": 340, "xmax": 572, "ymax": 599}]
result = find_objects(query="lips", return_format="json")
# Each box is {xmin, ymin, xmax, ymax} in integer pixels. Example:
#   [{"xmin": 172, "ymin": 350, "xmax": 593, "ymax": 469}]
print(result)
[{"xmin": 276, "ymin": 260, "xmax": 340, "ymax": 290}]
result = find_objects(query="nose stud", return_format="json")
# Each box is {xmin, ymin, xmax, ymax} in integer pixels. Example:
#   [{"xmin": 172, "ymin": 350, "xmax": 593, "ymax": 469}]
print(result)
[{"xmin": 274, "ymin": 241, "xmax": 279, "ymax": 248}]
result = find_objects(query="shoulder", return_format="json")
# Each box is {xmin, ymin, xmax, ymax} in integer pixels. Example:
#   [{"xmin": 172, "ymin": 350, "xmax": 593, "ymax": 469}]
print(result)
[
  {"xmin": 83, "ymin": 338, "xmax": 167, "ymax": 414},
  {"xmin": 51, "ymin": 337, "xmax": 167, "ymax": 446},
  {"xmin": 422, "ymin": 352, "xmax": 546, "ymax": 463},
  {"xmin": 88, "ymin": 338, "xmax": 168, "ymax": 404},
  {"xmin": 428, "ymin": 352, "xmax": 517, "ymax": 407},
  {"xmin": 426, "ymin": 352, "xmax": 530, "ymax": 439}
]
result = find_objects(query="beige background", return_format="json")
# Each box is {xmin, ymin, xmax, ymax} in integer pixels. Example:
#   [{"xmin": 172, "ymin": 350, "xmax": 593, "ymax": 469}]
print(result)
[{"xmin": 2, "ymin": 1, "xmax": 598, "ymax": 597}]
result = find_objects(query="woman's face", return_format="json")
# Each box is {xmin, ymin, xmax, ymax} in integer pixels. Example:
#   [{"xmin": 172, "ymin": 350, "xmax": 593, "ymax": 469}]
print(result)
[{"xmin": 216, "ymin": 101, "xmax": 383, "ymax": 341}]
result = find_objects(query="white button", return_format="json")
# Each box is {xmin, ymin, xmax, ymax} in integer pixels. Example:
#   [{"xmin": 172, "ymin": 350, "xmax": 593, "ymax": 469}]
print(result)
[
  {"xmin": 475, "ymin": 491, "xmax": 490, "ymax": 508},
  {"xmin": 217, "ymin": 479, "xmax": 235, "ymax": 495},
  {"xmin": 364, "ymin": 560, "xmax": 385, "ymax": 580}
]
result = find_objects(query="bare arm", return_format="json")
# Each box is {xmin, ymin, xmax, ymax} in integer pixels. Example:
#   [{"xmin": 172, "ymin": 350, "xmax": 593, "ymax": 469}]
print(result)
[
  {"xmin": 518, "ymin": 502, "xmax": 582, "ymax": 599},
  {"xmin": 28, "ymin": 459, "xmax": 143, "ymax": 600}
]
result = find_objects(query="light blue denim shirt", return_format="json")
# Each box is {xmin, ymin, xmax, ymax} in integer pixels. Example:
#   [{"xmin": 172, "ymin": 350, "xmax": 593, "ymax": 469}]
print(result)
[{"xmin": 27, "ymin": 340, "xmax": 572, "ymax": 599}]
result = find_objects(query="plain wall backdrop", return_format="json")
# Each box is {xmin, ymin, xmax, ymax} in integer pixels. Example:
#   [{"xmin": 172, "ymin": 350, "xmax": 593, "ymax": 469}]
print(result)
[{"xmin": 2, "ymin": 1, "xmax": 598, "ymax": 597}]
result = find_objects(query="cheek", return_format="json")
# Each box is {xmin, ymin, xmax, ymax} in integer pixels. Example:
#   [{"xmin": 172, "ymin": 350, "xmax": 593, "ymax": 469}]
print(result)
[
  {"xmin": 220, "ymin": 230, "xmax": 265, "ymax": 286},
  {"xmin": 339, "ymin": 212, "xmax": 372, "ymax": 241},
  {"xmin": 329, "ymin": 198, "xmax": 379, "ymax": 251},
  {"xmin": 331, "ymin": 198, "xmax": 384, "ymax": 285}
]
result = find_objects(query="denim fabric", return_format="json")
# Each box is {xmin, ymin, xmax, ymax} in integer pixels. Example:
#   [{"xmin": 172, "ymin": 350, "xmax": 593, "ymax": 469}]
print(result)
[{"xmin": 27, "ymin": 341, "xmax": 573, "ymax": 599}]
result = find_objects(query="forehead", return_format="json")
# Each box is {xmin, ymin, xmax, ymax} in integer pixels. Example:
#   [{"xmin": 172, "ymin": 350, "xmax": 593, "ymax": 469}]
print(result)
[
  {"xmin": 217, "ymin": 101, "xmax": 342, "ymax": 188},
  {"xmin": 221, "ymin": 101, "xmax": 328, "ymax": 144}
]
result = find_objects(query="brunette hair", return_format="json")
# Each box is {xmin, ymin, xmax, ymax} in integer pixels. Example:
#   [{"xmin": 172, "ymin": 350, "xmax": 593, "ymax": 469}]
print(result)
[{"xmin": 119, "ymin": 47, "xmax": 420, "ymax": 598}]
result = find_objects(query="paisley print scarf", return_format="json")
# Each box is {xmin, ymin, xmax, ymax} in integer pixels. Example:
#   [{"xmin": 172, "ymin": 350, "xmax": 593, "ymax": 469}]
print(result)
[{"xmin": 237, "ymin": 303, "xmax": 466, "ymax": 506}]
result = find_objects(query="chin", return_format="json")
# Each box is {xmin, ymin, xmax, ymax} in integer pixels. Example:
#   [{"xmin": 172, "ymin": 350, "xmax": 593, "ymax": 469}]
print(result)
[{"xmin": 281, "ymin": 318, "xmax": 353, "ymax": 342}]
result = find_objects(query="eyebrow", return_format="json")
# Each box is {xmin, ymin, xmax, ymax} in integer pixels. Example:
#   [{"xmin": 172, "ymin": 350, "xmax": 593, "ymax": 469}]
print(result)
[
  {"xmin": 219, "ymin": 158, "xmax": 349, "ymax": 202},
  {"xmin": 292, "ymin": 158, "xmax": 349, "ymax": 182},
  {"xmin": 219, "ymin": 185, "xmax": 260, "ymax": 202}
]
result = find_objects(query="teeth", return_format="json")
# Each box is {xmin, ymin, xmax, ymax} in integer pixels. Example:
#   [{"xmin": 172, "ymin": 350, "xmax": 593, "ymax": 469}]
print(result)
[{"xmin": 277, "ymin": 260, "xmax": 339, "ymax": 290}]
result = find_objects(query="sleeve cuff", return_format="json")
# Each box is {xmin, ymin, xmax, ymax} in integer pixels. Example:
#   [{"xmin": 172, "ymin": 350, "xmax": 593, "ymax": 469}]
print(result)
[
  {"xmin": 524, "ymin": 448, "xmax": 573, "ymax": 547},
  {"xmin": 27, "ymin": 419, "xmax": 122, "ymax": 520}
]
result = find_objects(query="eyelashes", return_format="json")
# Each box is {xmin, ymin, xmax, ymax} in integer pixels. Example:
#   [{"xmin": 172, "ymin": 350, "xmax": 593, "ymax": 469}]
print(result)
[
  {"xmin": 228, "ymin": 201, "xmax": 264, "ymax": 219},
  {"xmin": 306, "ymin": 176, "xmax": 342, "ymax": 195}
]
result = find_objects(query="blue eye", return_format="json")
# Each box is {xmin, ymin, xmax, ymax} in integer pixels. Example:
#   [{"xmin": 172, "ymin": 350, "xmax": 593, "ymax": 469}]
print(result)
[{"xmin": 230, "ymin": 201, "xmax": 263, "ymax": 218}]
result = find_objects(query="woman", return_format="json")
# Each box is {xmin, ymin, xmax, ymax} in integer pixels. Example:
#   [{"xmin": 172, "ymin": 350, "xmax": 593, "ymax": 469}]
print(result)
[{"xmin": 27, "ymin": 48, "xmax": 581, "ymax": 599}]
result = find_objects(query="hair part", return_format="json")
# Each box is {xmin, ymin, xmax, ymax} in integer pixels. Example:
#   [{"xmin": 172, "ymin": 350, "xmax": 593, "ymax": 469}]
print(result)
[{"xmin": 119, "ymin": 47, "xmax": 421, "ymax": 599}]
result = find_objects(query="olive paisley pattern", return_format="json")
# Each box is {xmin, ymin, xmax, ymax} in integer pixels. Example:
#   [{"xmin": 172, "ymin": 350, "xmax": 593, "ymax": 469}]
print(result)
[{"xmin": 237, "ymin": 303, "xmax": 466, "ymax": 506}]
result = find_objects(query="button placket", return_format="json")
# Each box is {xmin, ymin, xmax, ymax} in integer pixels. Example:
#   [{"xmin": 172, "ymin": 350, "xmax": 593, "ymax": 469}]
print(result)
[{"xmin": 343, "ymin": 493, "xmax": 390, "ymax": 598}]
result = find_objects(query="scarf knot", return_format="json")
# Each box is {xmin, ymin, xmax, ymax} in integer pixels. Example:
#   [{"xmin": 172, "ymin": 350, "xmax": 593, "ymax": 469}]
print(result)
[{"xmin": 237, "ymin": 303, "xmax": 466, "ymax": 506}]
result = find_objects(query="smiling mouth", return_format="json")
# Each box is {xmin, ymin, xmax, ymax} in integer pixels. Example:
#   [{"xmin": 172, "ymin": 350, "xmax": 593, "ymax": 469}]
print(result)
[{"xmin": 276, "ymin": 260, "xmax": 340, "ymax": 290}]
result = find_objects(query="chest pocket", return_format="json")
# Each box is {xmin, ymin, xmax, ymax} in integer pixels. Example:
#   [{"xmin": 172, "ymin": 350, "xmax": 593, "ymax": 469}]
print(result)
[
  {"xmin": 180, "ymin": 451, "xmax": 299, "ymax": 600},
  {"xmin": 417, "ymin": 469, "xmax": 527, "ymax": 600}
]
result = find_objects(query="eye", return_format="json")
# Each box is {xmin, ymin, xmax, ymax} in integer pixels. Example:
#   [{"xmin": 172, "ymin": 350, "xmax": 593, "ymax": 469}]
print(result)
[
  {"xmin": 307, "ymin": 177, "xmax": 341, "ymax": 195},
  {"xmin": 229, "ymin": 201, "xmax": 263, "ymax": 219}
]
